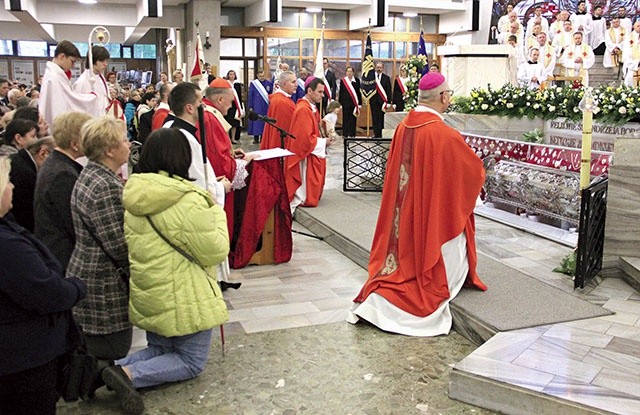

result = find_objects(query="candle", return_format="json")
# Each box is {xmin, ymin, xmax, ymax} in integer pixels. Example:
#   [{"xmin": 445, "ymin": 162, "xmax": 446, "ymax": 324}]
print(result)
[{"xmin": 206, "ymin": 31, "xmax": 210, "ymax": 38}]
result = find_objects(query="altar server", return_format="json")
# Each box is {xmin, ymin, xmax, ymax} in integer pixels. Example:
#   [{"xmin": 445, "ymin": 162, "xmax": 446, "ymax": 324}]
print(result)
[
  {"xmin": 588, "ymin": 5, "xmax": 607, "ymax": 55},
  {"xmin": 562, "ymin": 32, "xmax": 595, "ymax": 86},
  {"xmin": 40, "ymin": 40, "xmax": 102, "ymax": 127},
  {"xmin": 570, "ymin": 1, "xmax": 592, "ymax": 39},
  {"xmin": 73, "ymin": 45, "xmax": 110, "ymax": 116},
  {"xmin": 348, "ymin": 72, "xmax": 487, "ymax": 336},
  {"xmin": 518, "ymin": 48, "xmax": 547, "ymax": 89},
  {"xmin": 604, "ymin": 17, "xmax": 626, "ymax": 69},
  {"xmin": 618, "ymin": 6, "xmax": 633, "ymax": 35},
  {"xmin": 247, "ymin": 70, "xmax": 273, "ymax": 144}
]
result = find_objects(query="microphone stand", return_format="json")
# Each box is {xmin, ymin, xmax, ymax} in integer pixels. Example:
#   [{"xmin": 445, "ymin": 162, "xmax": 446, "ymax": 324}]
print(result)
[{"xmin": 260, "ymin": 116, "xmax": 323, "ymax": 241}]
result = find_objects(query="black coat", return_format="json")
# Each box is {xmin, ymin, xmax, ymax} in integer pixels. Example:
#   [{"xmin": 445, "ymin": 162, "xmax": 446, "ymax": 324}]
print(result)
[
  {"xmin": 325, "ymin": 69, "xmax": 337, "ymax": 99},
  {"xmin": 0, "ymin": 217, "xmax": 85, "ymax": 376},
  {"xmin": 392, "ymin": 77, "xmax": 406, "ymax": 112},
  {"xmin": 34, "ymin": 150, "xmax": 83, "ymax": 271},
  {"xmin": 338, "ymin": 77, "xmax": 362, "ymax": 114},
  {"xmin": 9, "ymin": 149, "xmax": 36, "ymax": 232},
  {"xmin": 370, "ymin": 73, "xmax": 392, "ymax": 108}
]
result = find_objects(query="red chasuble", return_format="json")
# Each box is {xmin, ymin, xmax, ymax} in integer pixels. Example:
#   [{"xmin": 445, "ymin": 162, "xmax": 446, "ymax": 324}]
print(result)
[
  {"xmin": 285, "ymin": 98, "xmax": 326, "ymax": 207},
  {"xmin": 260, "ymin": 92, "xmax": 296, "ymax": 150},
  {"xmin": 354, "ymin": 110, "xmax": 487, "ymax": 317},
  {"xmin": 198, "ymin": 97, "xmax": 237, "ymax": 237}
]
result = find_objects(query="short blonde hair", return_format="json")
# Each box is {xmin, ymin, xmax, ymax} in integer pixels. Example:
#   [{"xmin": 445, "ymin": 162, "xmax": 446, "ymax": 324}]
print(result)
[
  {"xmin": 81, "ymin": 116, "xmax": 126, "ymax": 162},
  {"xmin": 0, "ymin": 156, "xmax": 10, "ymax": 197},
  {"xmin": 52, "ymin": 112, "xmax": 93, "ymax": 150}
]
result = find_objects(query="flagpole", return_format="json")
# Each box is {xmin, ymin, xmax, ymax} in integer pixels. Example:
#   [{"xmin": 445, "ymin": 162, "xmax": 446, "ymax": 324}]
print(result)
[
  {"xmin": 366, "ymin": 18, "xmax": 372, "ymax": 138},
  {"xmin": 321, "ymin": 12, "xmax": 326, "ymax": 118}
]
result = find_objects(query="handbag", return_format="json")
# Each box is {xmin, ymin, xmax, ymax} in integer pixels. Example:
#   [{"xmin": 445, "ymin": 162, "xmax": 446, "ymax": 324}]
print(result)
[{"xmin": 57, "ymin": 313, "xmax": 99, "ymax": 402}]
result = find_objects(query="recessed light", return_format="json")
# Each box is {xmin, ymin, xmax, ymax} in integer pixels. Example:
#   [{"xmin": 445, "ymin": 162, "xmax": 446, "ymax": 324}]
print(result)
[
  {"xmin": 306, "ymin": 7, "xmax": 322, "ymax": 13},
  {"xmin": 403, "ymin": 12, "xmax": 418, "ymax": 17},
  {"xmin": 79, "ymin": 0, "xmax": 98, "ymax": 4}
]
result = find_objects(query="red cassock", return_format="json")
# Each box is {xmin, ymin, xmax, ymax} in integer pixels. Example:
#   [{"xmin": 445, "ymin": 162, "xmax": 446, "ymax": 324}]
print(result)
[
  {"xmin": 151, "ymin": 107, "xmax": 171, "ymax": 131},
  {"xmin": 354, "ymin": 110, "xmax": 487, "ymax": 317},
  {"xmin": 260, "ymin": 91, "xmax": 296, "ymax": 150},
  {"xmin": 197, "ymin": 97, "xmax": 237, "ymax": 237},
  {"xmin": 285, "ymin": 99, "xmax": 326, "ymax": 207}
]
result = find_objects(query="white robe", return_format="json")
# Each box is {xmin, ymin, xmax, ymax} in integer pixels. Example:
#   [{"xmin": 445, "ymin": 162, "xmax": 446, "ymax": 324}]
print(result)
[
  {"xmin": 537, "ymin": 43, "xmax": 557, "ymax": 80},
  {"xmin": 73, "ymin": 69, "xmax": 109, "ymax": 117},
  {"xmin": 518, "ymin": 61, "xmax": 547, "ymax": 89},
  {"xmin": 553, "ymin": 31, "xmax": 575, "ymax": 60},
  {"xmin": 588, "ymin": 17, "xmax": 607, "ymax": 50},
  {"xmin": 526, "ymin": 17, "xmax": 549, "ymax": 38},
  {"xmin": 549, "ymin": 20, "xmax": 565, "ymax": 42},
  {"xmin": 604, "ymin": 27, "xmax": 626, "ymax": 68},
  {"xmin": 622, "ymin": 33, "xmax": 640, "ymax": 87},
  {"xmin": 570, "ymin": 13, "xmax": 592, "ymax": 37},
  {"xmin": 562, "ymin": 43, "xmax": 595, "ymax": 85},
  {"xmin": 497, "ymin": 15, "xmax": 511, "ymax": 34},
  {"xmin": 39, "ymin": 61, "xmax": 102, "ymax": 127},
  {"xmin": 620, "ymin": 17, "xmax": 633, "ymax": 37},
  {"xmin": 508, "ymin": 45, "xmax": 526, "ymax": 85},
  {"xmin": 498, "ymin": 29, "xmax": 523, "ymax": 48}
]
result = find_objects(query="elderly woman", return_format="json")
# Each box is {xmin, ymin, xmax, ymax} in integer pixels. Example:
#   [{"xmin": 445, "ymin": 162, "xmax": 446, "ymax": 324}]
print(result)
[
  {"xmin": 67, "ymin": 116, "xmax": 131, "ymax": 363},
  {"xmin": 34, "ymin": 112, "xmax": 92, "ymax": 271},
  {"xmin": 100, "ymin": 129, "xmax": 229, "ymax": 414},
  {"xmin": 0, "ymin": 156, "xmax": 86, "ymax": 414}
]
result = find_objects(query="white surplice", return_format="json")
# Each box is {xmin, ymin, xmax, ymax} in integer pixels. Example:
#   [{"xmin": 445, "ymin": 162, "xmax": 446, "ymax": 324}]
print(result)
[
  {"xmin": 40, "ymin": 61, "xmax": 102, "ymax": 127},
  {"xmin": 518, "ymin": 61, "xmax": 547, "ymax": 89},
  {"xmin": 588, "ymin": 16, "xmax": 607, "ymax": 51},
  {"xmin": 562, "ymin": 42, "xmax": 595, "ymax": 85},
  {"xmin": 604, "ymin": 26, "xmax": 626, "ymax": 68},
  {"xmin": 73, "ymin": 69, "xmax": 109, "ymax": 117}
]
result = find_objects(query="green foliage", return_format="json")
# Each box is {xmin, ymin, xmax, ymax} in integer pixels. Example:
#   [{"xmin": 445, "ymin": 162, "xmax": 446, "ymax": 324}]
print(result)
[
  {"xmin": 448, "ymin": 84, "xmax": 640, "ymax": 126},
  {"xmin": 404, "ymin": 54, "xmax": 428, "ymax": 111},
  {"xmin": 522, "ymin": 128, "xmax": 544, "ymax": 143},
  {"xmin": 553, "ymin": 251, "xmax": 577, "ymax": 277}
]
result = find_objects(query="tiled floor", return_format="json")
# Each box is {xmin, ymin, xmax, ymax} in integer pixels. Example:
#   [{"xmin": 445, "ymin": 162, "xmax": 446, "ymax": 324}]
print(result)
[{"xmin": 58, "ymin": 132, "xmax": 640, "ymax": 414}]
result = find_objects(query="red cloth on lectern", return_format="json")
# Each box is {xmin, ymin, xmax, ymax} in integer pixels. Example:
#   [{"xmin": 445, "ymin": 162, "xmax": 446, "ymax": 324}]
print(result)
[
  {"xmin": 285, "ymin": 98, "xmax": 326, "ymax": 207},
  {"xmin": 197, "ymin": 97, "xmax": 237, "ymax": 237},
  {"xmin": 230, "ymin": 158, "xmax": 292, "ymax": 268},
  {"xmin": 353, "ymin": 110, "xmax": 487, "ymax": 317},
  {"xmin": 261, "ymin": 91, "xmax": 296, "ymax": 150}
]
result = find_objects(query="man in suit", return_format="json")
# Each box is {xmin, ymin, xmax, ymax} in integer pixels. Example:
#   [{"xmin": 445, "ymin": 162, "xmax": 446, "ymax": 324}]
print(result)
[
  {"xmin": 370, "ymin": 62, "xmax": 392, "ymax": 138},
  {"xmin": 322, "ymin": 58, "xmax": 337, "ymax": 114},
  {"xmin": 338, "ymin": 66, "xmax": 362, "ymax": 138}
]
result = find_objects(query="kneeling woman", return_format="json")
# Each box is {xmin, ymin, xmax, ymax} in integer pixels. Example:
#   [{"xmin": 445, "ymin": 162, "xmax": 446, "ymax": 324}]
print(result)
[{"xmin": 103, "ymin": 128, "xmax": 229, "ymax": 406}]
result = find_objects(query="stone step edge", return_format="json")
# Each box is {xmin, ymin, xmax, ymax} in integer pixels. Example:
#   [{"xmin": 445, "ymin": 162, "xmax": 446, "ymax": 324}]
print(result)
[
  {"xmin": 449, "ymin": 368, "xmax": 618, "ymax": 415},
  {"xmin": 619, "ymin": 256, "xmax": 640, "ymax": 293}
]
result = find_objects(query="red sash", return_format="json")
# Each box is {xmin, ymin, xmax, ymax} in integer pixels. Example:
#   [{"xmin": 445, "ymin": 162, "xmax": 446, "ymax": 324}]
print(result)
[{"xmin": 341, "ymin": 77, "xmax": 360, "ymax": 116}]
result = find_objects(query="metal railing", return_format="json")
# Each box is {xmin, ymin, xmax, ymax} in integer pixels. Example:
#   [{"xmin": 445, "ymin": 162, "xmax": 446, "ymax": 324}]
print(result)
[
  {"xmin": 343, "ymin": 138, "xmax": 392, "ymax": 192},
  {"xmin": 575, "ymin": 178, "xmax": 608, "ymax": 289}
]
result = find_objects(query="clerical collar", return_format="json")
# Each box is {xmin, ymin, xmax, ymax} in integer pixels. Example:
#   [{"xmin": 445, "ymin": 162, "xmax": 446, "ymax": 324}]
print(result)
[
  {"xmin": 592, "ymin": 16, "xmax": 602, "ymax": 20},
  {"xmin": 171, "ymin": 117, "xmax": 197, "ymax": 136},
  {"xmin": 528, "ymin": 60, "xmax": 539, "ymax": 65},
  {"xmin": 575, "ymin": 11, "xmax": 586, "ymax": 15},
  {"xmin": 302, "ymin": 97, "xmax": 317, "ymax": 113},
  {"xmin": 414, "ymin": 104, "xmax": 444, "ymax": 120}
]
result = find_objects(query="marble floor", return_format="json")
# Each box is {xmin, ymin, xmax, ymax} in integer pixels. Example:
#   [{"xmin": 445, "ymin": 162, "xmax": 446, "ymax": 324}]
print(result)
[{"xmin": 57, "ymin": 133, "xmax": 640, "ymax": 414}]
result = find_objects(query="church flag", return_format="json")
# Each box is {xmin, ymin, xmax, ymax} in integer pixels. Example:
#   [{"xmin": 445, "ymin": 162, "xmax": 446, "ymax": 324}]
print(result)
[
  {"xmin": 314, "ymin": 28, "xmax": 332, "ymax": 99},
  {"xmin": 190, "ymin": 32, "xmax": 204, "ymax": 81},
  {"xmin": 360, "ymin": 31, "xmax": 376, "ymax": 102},
  {"xmin": 418, "ymin": 28, "xmax": 429, "ymax": 75}
]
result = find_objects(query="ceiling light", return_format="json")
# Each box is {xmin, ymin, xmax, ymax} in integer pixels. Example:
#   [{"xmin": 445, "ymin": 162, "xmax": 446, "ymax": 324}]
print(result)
[
  {"xmin": 306, "ymin": 7, "xmax": 322, "ymax": 13},
  {"xmin": 79, "ymin": 0, "xmax": 97, "ymax": 4},
  {"xmin": 402, "ymin": 12, "xmax": 418, "ymax": 17}
]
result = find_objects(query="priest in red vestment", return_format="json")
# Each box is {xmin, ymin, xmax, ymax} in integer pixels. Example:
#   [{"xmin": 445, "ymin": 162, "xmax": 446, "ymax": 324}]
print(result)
[
  {"xmin": 201, "ymin": 78, "xmax": 255, "ymax": 237},
  {"xmin": 348, "ymin": 72, "xmax": 487, "ymax": 336},
  {"xmin": 261, "ymin": 70, "xmax": 297, "ymax": 150},
  {"xmin": 285, "ymin": 77, "xmax": 327, "ymax": 213}
]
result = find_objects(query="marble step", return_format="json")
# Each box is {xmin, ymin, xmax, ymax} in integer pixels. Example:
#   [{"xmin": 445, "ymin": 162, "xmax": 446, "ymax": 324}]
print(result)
[
  {"xmin": 619, "ymin": 256, "xmax": 640, "ymax": 292},
  {"xmin": 449, "ymin": 369, "xmax": 617, "ymax": 415}
]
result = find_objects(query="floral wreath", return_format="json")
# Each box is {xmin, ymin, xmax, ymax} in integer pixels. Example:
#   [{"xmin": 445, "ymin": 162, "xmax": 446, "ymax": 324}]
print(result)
[{"xmin": 404, "ymin": 54, "xmax": 428, "ymax": 111}]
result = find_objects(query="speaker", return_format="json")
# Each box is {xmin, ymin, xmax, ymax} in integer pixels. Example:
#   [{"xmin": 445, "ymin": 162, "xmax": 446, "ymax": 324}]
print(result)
[{"xmin": 472, "ymin": 0, "xmax": 480, "ymax": 31}]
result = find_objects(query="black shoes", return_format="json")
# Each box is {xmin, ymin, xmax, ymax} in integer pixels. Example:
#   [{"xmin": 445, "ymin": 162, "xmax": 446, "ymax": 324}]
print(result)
[
  {"xmin": 102, "ymin": 365, "xmax": 145, "ymax": 415},
  {"xmin": 220, "ymin": 281, "xmax": 242, "ymax": 291}
]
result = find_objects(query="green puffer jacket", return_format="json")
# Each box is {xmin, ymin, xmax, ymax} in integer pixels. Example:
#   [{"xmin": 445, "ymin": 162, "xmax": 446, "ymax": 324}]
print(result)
[{"xmin": 123, "ymin": 172, "xmax": 229, "ymax": 337}]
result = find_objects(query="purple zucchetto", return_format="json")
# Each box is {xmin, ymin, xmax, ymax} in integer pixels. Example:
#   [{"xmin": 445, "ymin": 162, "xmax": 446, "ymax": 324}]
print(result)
[
  {"xmin": 418, "ymin": 72, "xmax": 445, "ymax": 91},
  {"xmin": 304, "ymin": 75, "xmax": 317, "ymax": 90}
]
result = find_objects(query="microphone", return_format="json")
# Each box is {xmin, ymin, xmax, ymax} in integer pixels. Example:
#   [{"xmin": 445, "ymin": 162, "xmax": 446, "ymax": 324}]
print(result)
[{"xmin": 248, "ymin": 110, "xmax": 276, "ymax": 123}]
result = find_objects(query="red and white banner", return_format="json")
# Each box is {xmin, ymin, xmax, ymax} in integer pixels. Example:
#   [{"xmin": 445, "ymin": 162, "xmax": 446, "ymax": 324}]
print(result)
[{"xmin": 342, "ymin": 77, "xmax": 360, "ymax": 116}]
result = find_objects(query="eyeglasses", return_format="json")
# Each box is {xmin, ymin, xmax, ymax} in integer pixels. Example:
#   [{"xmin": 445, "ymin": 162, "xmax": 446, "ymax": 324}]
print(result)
[{"xmin": 440, "ymin": 89, "xmax": 454, "ymax": 96}]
